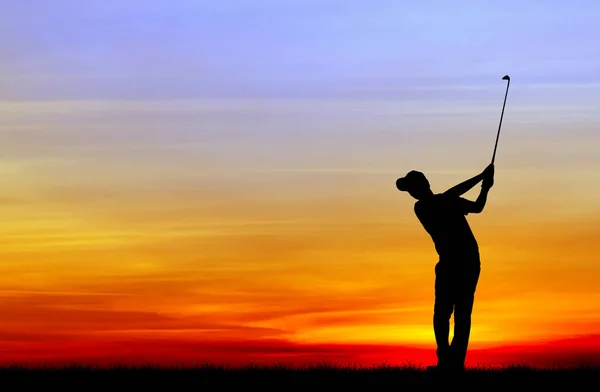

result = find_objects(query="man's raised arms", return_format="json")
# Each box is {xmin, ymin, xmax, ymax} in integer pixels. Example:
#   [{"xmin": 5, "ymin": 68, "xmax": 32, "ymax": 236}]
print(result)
[
  {"xmin": 444, "ymin": 164, "xmax": 495, "ymax": 214},
  {"xmin": 443, "ymin": 164, "xmax": 494, "ymax": 198}
]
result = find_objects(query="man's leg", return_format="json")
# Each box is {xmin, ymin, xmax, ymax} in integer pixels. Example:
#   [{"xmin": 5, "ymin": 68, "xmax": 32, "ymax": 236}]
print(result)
[
  {"xmin": 450, "ymin": 267, "xmax": 480, "ymax": 369},
  {"xmin": 433, "ymin": 265, "xmax": 454, "ymax": 368}
]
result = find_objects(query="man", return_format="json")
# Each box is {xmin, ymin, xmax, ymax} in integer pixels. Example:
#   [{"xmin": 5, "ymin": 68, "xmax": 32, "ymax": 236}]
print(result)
[{"xmin": 396, "ymin": 164, "xmax": 494, "ymax": 371}]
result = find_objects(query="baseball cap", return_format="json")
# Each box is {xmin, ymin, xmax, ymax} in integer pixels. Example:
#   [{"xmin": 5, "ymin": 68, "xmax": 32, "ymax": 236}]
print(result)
[{"xmin": 396, "ymin": 170, "xmax": 429, "ymax": 192}]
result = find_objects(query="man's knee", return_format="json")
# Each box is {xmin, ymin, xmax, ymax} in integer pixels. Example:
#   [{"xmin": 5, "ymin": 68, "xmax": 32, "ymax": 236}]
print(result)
[
  {"xmin": 454, "ymin": 297, "xmax": 475, "ymax": 324},
  {"xmin": 433, "ymin": 299, "xmax": 453, "ymax": 321},
  {"xmin": 454, "ymin": 313, "xmax": 472, "ymax": 329}
]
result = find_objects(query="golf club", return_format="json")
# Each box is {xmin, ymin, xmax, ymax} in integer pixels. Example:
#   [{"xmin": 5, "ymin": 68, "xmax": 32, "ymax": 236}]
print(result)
[{"xmin": 491, "ymin": 75, "xmax": 510, "ymax": 164}]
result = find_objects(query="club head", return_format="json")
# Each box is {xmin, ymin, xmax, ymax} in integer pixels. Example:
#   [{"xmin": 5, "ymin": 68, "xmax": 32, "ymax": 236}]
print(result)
[{"xmin": 502, "ymin": 75, "xmax": 510, "ymax": 81}]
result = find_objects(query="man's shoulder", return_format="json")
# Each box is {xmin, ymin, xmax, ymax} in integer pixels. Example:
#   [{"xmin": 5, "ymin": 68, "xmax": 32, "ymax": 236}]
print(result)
[
  {"xmin": 416, "ymin": 194, "xmax": 444, "ymax": 205},
  {"xmin": 438, "ymin": 192, "xmax": 460, "ymax": 203},
  {"xmin": 415, "ymin": 194, "xmax": 446, "ymax": 214},
  {"xmin": 414, "ymin": 197, "xmax": 433, "ymax": 213}
]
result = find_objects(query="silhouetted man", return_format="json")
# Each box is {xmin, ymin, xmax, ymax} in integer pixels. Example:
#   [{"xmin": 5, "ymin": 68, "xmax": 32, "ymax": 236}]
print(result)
[{"xmin": 396, "ymin": 164, "xmax": 494, "ymax": 371}]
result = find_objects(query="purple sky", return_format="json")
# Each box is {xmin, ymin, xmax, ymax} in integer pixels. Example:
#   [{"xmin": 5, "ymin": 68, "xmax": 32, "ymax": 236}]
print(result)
[
  {"xmin": 2, "ymin": 0, "xmax": 599, "ymax": 100},
  {"xmin": 1, "ymin": 1, "xmax": 599, "ymax": 208}
]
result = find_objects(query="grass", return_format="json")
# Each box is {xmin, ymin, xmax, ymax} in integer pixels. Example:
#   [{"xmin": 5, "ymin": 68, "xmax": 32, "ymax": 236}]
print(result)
[{"xmin": 1, "ymin": 362, "xmax": 598, "ymax": 389}]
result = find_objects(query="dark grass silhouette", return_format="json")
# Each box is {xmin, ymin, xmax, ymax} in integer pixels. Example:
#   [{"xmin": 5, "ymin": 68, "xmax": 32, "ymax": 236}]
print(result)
[{"xmin": 2, "ymin": 363, "xmax": 598, "ymax": 389}]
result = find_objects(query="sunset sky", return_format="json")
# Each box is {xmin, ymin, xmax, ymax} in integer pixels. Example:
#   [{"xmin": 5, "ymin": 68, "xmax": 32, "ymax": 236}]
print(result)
[{"xmin": 1, "ymin": 0, "xmax": 600, "ymax": 368}]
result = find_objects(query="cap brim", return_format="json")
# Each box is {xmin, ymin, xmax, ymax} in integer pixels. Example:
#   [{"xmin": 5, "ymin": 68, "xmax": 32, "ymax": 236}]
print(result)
[{"xmin": 396, "ymin": 177, "xmax": 409, "ymax": 191}]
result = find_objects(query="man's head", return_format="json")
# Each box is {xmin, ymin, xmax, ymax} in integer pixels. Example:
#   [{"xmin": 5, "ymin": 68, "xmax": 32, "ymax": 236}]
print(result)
[{"xmin": 396, "ymin": 170, "xmax": 432, "ymax": 200}]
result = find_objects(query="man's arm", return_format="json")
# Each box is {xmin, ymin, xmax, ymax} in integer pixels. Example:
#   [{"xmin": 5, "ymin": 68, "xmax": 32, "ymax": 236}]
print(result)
[
  {"xmin": 443, "ymin": 172, "xmax": 484, "ymax": 197},
  {"xmin": 457, "ymin": 168, "xmax": 494, "ymax": 214},
  {"xmin": 462, "ymin": 185, "xmax": 490, "ymax": 214},
  {"xmin": 443, "ymin": 164, "xmax": 494, "ymax": 197}
]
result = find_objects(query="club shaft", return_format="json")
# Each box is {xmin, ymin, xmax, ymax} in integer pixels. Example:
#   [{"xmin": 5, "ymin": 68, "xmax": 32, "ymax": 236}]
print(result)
[{"xmin": 492, "ymin": 79, "xmax": 510, "ymax": 164}]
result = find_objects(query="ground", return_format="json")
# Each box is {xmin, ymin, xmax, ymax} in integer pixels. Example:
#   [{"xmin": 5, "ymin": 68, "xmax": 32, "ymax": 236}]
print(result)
[{"xmin": 1, "ymin": 364, "xmax": 598, "ymax": 390}]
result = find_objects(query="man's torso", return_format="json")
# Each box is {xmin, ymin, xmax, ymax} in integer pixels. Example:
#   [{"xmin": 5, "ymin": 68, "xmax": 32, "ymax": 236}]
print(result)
[{"xmin": 414, "ymin": 193, "xmax": 480, "ymax": 266}]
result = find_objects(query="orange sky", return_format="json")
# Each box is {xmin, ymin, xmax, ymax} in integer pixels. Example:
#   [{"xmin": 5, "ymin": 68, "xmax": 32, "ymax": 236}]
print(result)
[{"xmin": 1, "ymin": 98, "xmax": 600, "ymax": 368}]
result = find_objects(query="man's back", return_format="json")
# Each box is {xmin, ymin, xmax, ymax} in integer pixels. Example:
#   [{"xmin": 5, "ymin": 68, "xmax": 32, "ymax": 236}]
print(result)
[{"xmin": 414, "ymin": 193, "xmax": 479, "ymax": 264}]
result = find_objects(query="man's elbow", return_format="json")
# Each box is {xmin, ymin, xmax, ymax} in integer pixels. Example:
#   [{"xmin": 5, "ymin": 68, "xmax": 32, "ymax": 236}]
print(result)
[{"xmin": 470, "ymin": 204, "xmax": 484, "ymax": 214}]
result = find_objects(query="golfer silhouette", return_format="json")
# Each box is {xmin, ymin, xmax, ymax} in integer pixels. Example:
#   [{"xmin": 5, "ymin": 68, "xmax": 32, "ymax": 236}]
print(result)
[{"xmin": 396, "ymin": 163, "xmax": 494, "ymax": 372}]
